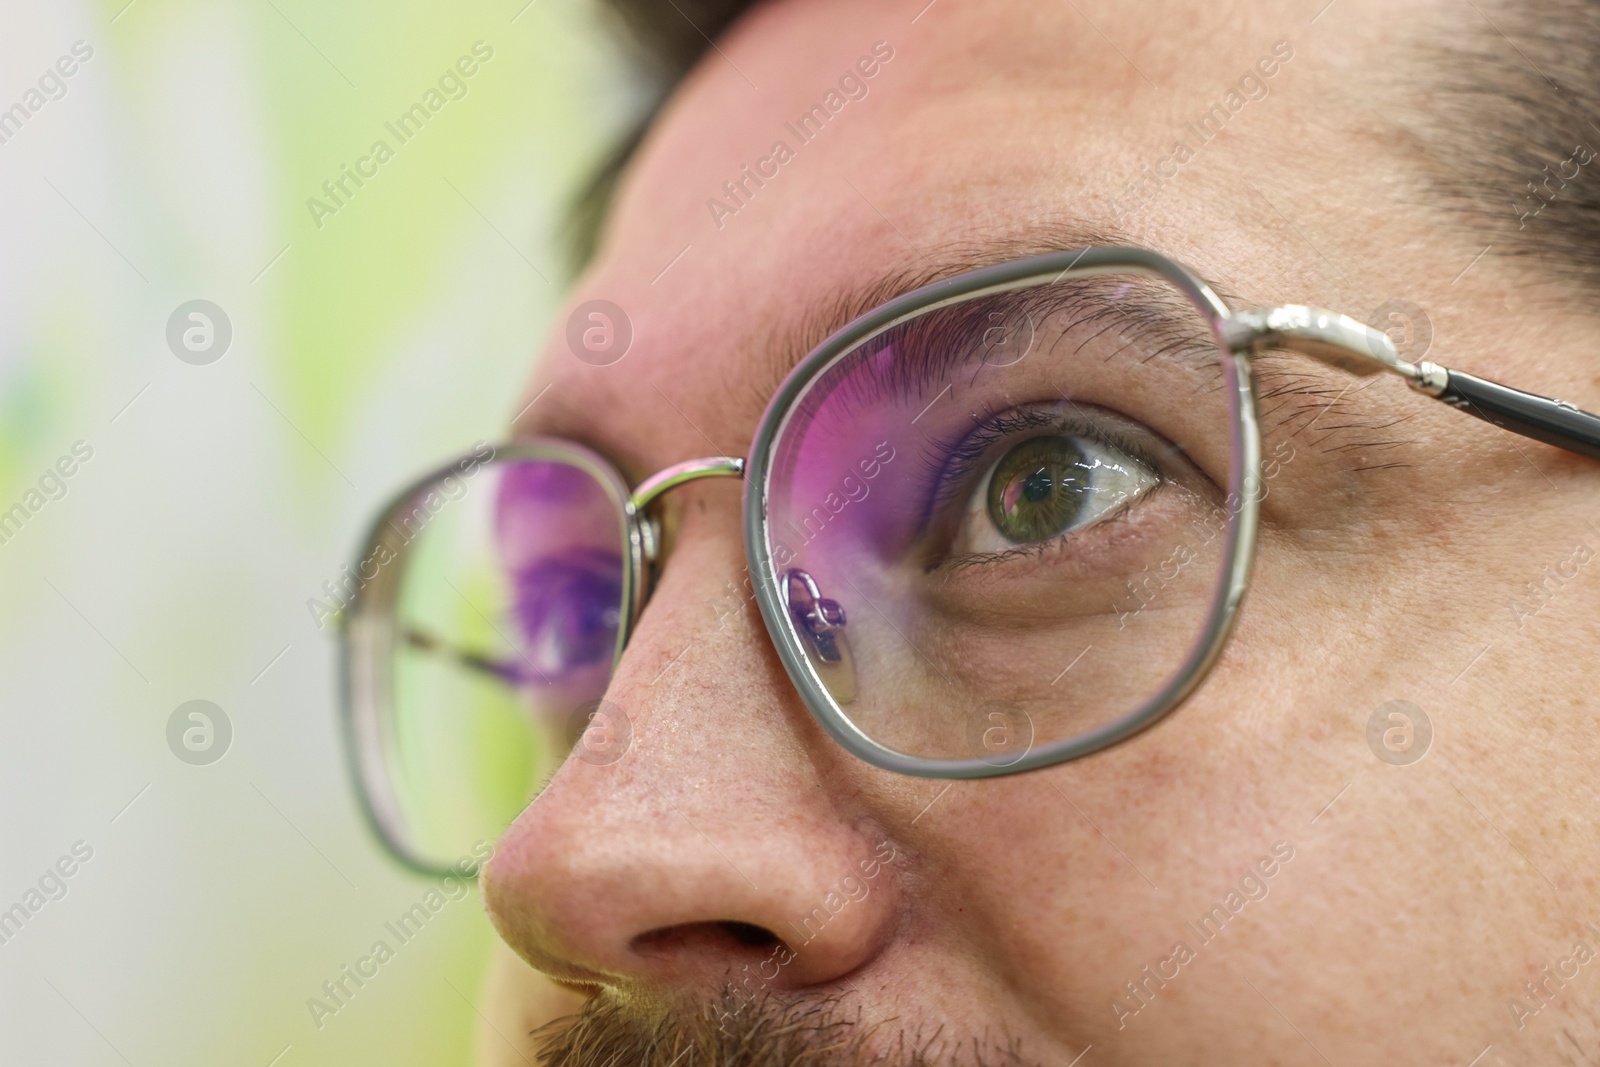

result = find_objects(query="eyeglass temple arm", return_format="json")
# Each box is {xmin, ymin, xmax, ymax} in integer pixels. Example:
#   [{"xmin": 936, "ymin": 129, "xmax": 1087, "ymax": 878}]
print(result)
[
  {"xmin": 402, "ymin": 626, "xmax": 531, "ymax": 684},
  {"xmin": 1223, "ymin": 306, "xmax": 1600, "ymax": 462}
]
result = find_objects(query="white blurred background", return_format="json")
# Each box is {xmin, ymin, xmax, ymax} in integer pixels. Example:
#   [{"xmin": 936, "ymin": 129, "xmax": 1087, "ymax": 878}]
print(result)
[{"xmin": 0, "ymin": 1, "xmax": 635, "ymax": 1062}]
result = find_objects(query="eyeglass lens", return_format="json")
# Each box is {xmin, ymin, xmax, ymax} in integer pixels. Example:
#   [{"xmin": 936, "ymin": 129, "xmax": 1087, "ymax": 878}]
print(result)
[
  {"xmin": 760, "ymin": 270, "xmax": 1243, "ymax": 767},
  {"xmin": 375, "ymin": 455, "xmax": 630, "ymax": 867}
]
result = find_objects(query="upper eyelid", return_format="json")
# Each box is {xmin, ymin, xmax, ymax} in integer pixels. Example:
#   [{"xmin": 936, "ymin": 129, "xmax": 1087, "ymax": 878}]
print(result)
[
  {"xmin": 918, "ymin": 409, "xmax": 1053, "ymax": 520},
  {"xmin": 922, "ymin": 403, "xmax": 1166, "ymax": 522}
]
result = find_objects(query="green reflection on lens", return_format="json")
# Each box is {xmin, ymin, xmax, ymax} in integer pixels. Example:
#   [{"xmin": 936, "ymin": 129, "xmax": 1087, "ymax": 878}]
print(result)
[{"xmin": 391, "ymin": 534, "xmax": 546, "ymax": 862}]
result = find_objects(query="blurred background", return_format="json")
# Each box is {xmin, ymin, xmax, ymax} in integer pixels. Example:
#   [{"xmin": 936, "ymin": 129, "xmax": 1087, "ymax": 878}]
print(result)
[{"xmin": 0, "ymin": 0, "xmax": 637, "ymax": 1062}]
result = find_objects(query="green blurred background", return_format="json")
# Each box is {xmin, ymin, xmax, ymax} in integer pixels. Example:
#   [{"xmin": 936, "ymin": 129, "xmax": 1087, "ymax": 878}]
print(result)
[{"xmin": 0, "ymin": 0, "xmax": 634, "ymax": 1062}]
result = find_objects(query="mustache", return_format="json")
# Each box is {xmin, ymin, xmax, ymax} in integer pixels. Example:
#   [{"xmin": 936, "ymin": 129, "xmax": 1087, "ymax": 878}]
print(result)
[{"xmin": 531, "ymin": 989, "xmax": 1035, "ymax": 1067}]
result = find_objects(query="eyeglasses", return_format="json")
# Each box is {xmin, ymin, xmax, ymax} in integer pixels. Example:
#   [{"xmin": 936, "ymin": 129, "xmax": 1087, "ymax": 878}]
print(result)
[{"xmin": 339, "ymin": 246, "xmax": 1600, "ymax": 875}]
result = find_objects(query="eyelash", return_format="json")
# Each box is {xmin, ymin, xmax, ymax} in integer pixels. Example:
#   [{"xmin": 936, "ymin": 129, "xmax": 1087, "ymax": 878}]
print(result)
[
  {"xmin": 922, "ymin": 402, "xmax": 1172, "ymax": 570},
  {"xmin": 929, "ymin": 403, "xmax": 1164, "ymax": 510}
]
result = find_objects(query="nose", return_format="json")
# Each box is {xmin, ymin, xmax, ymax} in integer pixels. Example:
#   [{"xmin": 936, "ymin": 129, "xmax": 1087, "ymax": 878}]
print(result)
[{"xmin": 482, "ymin": 491, "xmax": 901, "ymax": 1003}]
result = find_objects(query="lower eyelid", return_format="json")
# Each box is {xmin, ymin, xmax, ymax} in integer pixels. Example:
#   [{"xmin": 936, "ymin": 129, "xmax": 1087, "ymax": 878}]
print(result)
[{"xmin": 938, "ymin": 480, "xmax": 1169, "ymax": 574}]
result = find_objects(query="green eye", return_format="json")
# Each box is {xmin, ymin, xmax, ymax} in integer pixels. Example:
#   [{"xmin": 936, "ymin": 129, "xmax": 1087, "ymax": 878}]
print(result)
[
  {"xmin": 960, "ymin": 429, "xmax": 1159, "ymax": 557},
  {"xmin": 986, "ymin": 436, "xmax": 1094, "ymax": 545}
]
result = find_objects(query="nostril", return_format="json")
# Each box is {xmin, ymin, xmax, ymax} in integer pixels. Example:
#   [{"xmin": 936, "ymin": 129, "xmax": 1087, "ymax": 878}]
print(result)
[
  {"xmin": 721, "ymin": 920, "xmax": 778, "ymax": 949},
  {"xmin": 630, "ymin": 920, "xmax": 784, "ymax": 961}
]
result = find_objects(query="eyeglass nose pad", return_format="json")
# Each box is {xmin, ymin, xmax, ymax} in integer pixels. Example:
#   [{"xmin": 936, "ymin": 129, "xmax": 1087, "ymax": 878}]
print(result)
[{"xmin": 781, "ymin": 567, "xmax": 857, "ymax": 705}]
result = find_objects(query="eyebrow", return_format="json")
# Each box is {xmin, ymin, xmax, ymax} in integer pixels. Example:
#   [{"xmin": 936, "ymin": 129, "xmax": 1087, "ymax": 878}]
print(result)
[
  {"xmin": 517, "ymin": 225, "xmax": 1133, "ymax": 448},
  {"xmin": 753, "ymin": 224, "xmax": 1140, "ymax": 406},
  {"xmin": 792, "ymin": 272, "xmax": 1219, "ymax": 428},
  {"xmin": 525, "ymin": 222, "xmax": 1406, "ymax": 473},
  {"xmin": 759, "ymin": 228, "xmax": 1405, "ymax": 467}
]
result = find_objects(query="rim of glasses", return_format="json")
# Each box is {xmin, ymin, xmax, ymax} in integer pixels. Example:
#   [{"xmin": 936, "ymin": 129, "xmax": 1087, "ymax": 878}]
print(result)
[
  {"xmin": 338, "ymin": 438, "xmax": 645, "ymax": 877},
  {"xmin": 340, "ymin": 246, "xmax": 1266, "ymax": 873},
  {"xmin": 742, "ymin": 246, "xmax": 1263, "ymax": 779}
]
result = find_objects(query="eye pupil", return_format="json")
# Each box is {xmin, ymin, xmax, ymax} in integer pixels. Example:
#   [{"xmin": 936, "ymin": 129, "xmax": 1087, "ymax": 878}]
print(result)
[
  {"xmin": 1020, "ymin": 468, "xmax": 1054, "ymax": 504},
  {"xmin": 988, "ymin": 436, "xmax": 1091, "ymax": 545}
]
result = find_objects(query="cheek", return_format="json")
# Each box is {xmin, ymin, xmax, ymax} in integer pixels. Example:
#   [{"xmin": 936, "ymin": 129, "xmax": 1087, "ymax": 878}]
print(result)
[
  {"xmin": 881, "ymin": 678, "xmax": 1317, "ymax": 1037},
  {"xmin": 887, "ymin": 772, "xmax": 1158, "ymax": 1032}
]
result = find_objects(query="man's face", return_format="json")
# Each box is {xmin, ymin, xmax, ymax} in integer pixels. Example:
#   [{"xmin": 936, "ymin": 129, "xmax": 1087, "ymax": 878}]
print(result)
[{"xmin": 480, "ymin": 0, "xmax": 1600, "ymax": 1062}]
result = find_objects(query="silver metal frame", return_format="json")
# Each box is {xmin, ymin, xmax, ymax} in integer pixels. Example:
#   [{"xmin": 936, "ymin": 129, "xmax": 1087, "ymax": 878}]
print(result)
[
  {"xmin": 341, "ymin": 246, "xmax": 1600, "ymax": 872},
  {"xmin": 340, "ymin": 439, "xmax": 643, "ymax": 876},
  {"xmin": 745, "ymin": 248, "xmax": 1254, "ymax": 778}
]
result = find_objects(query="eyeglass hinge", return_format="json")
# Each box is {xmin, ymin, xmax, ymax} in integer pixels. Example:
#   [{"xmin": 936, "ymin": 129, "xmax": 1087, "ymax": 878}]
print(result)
[{"xmin": 1222, "ymin": 305, "xmax": 1424, "ymax": 383}]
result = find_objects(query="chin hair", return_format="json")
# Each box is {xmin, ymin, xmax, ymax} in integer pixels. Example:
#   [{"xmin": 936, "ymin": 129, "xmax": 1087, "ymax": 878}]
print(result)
[{"xmin": 529, "ymin": 988, "xmax": 1034, "ymax": 1067}]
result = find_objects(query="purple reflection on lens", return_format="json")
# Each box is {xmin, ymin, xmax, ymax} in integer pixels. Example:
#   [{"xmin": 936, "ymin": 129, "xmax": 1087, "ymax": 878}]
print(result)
[
  {"xmin": 497, "ymin": 458, "xmax": 602, "ymax": 506},
  {"xmin": 491, "ymin": 456, "xmax": 628, "ymax": 685},
  {"xmin": 511, "ymin": 547, "xmax": 623, "ymax": 682}
]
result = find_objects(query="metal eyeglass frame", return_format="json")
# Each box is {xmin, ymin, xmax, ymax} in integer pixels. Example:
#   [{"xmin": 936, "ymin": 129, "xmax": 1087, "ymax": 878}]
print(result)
[{"xmin": 342, "ymin": 246, "xmax": 1600, "ymax": 870}]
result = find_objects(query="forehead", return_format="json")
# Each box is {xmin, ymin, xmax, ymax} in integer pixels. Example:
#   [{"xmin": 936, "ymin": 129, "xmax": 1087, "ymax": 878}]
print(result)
[{"xmin": 519, "ymin": 0, "xmax": 1337, "ymax": 479}]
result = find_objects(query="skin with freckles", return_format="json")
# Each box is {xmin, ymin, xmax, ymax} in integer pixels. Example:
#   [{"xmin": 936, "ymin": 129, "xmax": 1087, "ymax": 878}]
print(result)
[{"xmin": 474, "ymin": 0, "xmax": 1600, "ymax": 1063}]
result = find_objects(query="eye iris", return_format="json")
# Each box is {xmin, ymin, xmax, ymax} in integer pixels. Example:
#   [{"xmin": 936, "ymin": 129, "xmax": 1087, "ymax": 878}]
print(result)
[{"xmin": 987, "ymin": 436, "xmax": 1091, "ymax": 544}]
